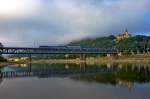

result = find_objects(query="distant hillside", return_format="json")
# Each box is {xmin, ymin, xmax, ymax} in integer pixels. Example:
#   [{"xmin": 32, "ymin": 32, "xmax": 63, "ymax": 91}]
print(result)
[{"xmin": 68, "ymin": 35, "xmax": 150, "ymax": 49}]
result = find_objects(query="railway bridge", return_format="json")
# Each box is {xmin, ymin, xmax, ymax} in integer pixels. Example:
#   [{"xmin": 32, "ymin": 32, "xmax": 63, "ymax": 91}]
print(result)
[
  {"xmin": 0, "ymin": 46, "xmax": 150, "ymax": 61},
  {"xmin": 0, "ymin": 46, "xmax": 118, "ymax": 61}
]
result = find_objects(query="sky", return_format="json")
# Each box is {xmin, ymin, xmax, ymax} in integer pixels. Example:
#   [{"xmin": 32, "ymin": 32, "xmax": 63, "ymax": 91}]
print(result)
[{"xmin": 0, "ymin": 0, "xmax": 150, "ymax": 47}]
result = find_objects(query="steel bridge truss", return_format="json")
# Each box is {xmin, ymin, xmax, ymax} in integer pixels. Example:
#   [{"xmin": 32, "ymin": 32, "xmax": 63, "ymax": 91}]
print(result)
[{"xmin": 0, "ymin": 47, "xmax": 118, "ymax": 54}]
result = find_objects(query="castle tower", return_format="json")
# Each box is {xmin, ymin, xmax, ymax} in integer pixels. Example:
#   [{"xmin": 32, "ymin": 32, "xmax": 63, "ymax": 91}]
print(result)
[
  {"xmin": 116, "ymin": 28, "xmax": 131, "ymax": 42},
  {"xmin": 123, "ymin": 29, "xmax": 131, "ymax": 38}
]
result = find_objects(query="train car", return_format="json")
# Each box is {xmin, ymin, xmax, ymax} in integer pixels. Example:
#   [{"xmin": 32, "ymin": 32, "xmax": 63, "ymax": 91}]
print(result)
[
  {"xmin": 39, "ymin": 46, "xmax": 67, "ymax": 49},
  {"xmin": 39, "ymin": 46, "xmax": 82, "ymax": 49}
]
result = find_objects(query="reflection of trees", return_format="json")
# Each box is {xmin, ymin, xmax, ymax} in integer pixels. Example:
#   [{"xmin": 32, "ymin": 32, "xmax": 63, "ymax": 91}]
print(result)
[
  {"xmin": 0, "ymin": 63, "xmax": 150, "ymax": 88},
  {"xmin": 0, "ymin": 68, "xmax": 3, "ymax": 86},
  {"xmin": 0, "ymin": 77, "xmax": 3, "ymax": 86},
  {"xmin": 72, "ymin": 64, "xmax": 150, "ymax": 90},
  {"xmin": 72, "ymin": 70, "xmax": 150, "ymax": 87}
]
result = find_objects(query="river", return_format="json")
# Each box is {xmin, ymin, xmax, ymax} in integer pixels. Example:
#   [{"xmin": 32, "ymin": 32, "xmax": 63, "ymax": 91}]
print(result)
[{"xmin": 0, "ymin": 63, "xmax": 150, "ymax": 99}]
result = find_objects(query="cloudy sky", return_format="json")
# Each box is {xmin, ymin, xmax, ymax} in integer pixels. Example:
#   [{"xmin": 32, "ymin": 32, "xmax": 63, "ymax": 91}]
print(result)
[{"xmin": 0, "ymin": 0, "xmax": 150, "ymax": 47}]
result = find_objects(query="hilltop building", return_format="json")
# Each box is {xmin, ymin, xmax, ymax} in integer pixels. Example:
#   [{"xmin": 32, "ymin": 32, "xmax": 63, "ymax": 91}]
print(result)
[{"xmin": 116, "ymin": 29, "xmax": 132, "ymax": 42}]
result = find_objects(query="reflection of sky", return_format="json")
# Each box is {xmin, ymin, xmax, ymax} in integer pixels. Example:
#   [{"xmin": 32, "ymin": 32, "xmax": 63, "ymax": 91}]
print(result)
[
  {"xmin": 1, "ymin": 67, "xmax": 16, "ymax": 72},
  {"xmin": 0, "ymin": 0, "xmax": 150, "ymax": 46},
  {"xmin": 1, "ymin": 66, "xmax": 29, "ymax": 72}
]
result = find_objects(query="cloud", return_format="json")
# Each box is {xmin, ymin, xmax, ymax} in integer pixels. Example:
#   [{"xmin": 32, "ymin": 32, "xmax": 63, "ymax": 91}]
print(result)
[
  {"xmin": 0, "ymin": 0, "xmax": 150, "ymax": 46},
  {"xmin": 0, "ymin": 0, "xmax": 40, "ymax": 18}
]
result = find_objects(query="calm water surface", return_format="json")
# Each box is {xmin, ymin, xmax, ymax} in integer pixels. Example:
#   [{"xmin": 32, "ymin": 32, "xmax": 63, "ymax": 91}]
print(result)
[{"xmin": 0, "ymin": 63, "xmax": 150, "ymax": 99}]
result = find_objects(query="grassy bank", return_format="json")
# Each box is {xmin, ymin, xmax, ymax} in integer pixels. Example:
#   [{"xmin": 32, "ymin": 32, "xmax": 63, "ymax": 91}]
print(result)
[
  {"xmin": 86, "ymin": 55, "xmax": 150, "ymax": 64},
  {"xmin": 1, "ymin": 54, "xmax": 150, "ymax": 65},
  {"xmin": 32, "ymin": 54, "xmax": 150, "ymax": 64},
  {"xmin": 0, "ymin": 60, "xmax": 29, "ymax": 67},
  {"xmin": 0, "ymin": 62, "xmax": 13, "ymax": 67}
]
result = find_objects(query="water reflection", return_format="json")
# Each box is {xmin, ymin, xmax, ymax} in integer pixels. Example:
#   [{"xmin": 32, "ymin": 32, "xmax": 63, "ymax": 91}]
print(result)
[
  {"xmin": 0, "ymin": 63, "xmax": 150, "ymax": 90},
  {"xmin": 0, "ymin": 63, "xmax": 150, "ymax": 99}
]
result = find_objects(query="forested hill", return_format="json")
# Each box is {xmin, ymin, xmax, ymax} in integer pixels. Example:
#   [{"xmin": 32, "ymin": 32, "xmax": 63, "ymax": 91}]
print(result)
[{"xmin": 68, "ymin": 35, "xmax": 150, "ymax": 49}]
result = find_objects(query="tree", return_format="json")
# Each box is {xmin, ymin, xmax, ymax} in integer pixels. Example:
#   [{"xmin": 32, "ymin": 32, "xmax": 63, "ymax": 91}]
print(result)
[
  {"xmin": 0, "ymin": 42, "xmax": 3, "ymax": 47},
  {"xmin": 0, "ymin": 42, "xmax": 7, "ymax": 62},
  {"xmin": 108, "ymin": 35, "xmax": 116, "ymax": 40}
]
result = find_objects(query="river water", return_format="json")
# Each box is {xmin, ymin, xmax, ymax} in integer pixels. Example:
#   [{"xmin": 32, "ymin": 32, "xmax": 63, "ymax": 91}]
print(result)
[{"xmin": 0, "ymin": 63, "xmax": 150, "ymax": 99}]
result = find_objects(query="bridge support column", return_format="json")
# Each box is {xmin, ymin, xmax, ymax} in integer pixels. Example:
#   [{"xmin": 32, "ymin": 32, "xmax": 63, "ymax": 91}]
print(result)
[
  {"xmin": 143, "ymin": 50, "xmax": 146, "ymax": 54},
  {"xmin": 80, "ymin": 54, "xmax": 86, "ymax": 62},
  {"xmin": 131, "ymin": 50, "xmax": 135, "ymax": 55},
  {"xmin": 29, "ymin": 63, "xmax": 32, "ymax": 72},
  {"xmin": 29, "ymin": 54, "xmax": 32, "ymax": 63},
  {"xmin": 0, "ymin": 71, "xmax": 2, "ymax": 78},
  {"xmin": 137, "ymin": 50, "xmax": 140, "ymax": 55},
  {"xmin": 80, "ymin": 62, "xmax": 87, "ymax": 71}
]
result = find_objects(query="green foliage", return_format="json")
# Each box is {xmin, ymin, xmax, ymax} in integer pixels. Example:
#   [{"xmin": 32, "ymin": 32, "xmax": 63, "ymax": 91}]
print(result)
[
  {"xmin": 72, "ymin": 70, "xmax": 150, "ymax": 85},
  {"xmin": 69, "ymin": 35, "xmax": 150, "ymax": 49},
  {"xmin": 115, "ymin": 37, "xmax": 138, "ymax": 49},
  {"xmin": 69, "ymin": 37, "xmax": 116, "ymax": 48},
  {"xmin": 33, "ymin": 35, "xmax": 150, "ymax": 59},
  {"xmin": 0, "ymin": 56, "xmax": 7, "ymax": 62}
]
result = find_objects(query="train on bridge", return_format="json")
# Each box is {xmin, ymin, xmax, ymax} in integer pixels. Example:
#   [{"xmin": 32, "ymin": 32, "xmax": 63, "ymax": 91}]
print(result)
[
  {"xmin": 0, "ymin": 46, "xmax": 118, "ymax": 54},
  {"xmin": 0, "ymin": 45, "xmax": 149, "ymax": 55},
  {"xmin": 39, "ymin": 45, "xmax": 117, "ymax": 52}
]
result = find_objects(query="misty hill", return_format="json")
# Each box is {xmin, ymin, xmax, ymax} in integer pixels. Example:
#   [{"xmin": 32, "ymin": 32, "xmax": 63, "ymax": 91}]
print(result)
[{"xmin": 68, "ymin": 35, "xmax": 150, "ymax": 50}]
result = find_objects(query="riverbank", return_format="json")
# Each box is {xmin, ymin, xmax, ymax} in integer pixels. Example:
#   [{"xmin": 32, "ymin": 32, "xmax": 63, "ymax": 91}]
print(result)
[
  {"xmin": 1, "ymin": 54, "xmax": 150, "ymax": 65},
  {"xmin": 0, "ymin": 61, "xmax": 28, "ymax": 67},
  {"xmin": 0, "ymin": 62, "xmax": 13, "ymax": 67},
  {"xmin": 32, "ymin": 54, "xmax": 150, "ymax": 64}
]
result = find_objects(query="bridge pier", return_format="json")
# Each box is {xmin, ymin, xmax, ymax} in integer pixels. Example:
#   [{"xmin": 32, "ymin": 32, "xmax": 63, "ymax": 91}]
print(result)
[
  {"xmin": 142, "ymin": 50, "xmax": 146, "ymax": 54},
  {"xmin": 29, "ymin": 54, "xmax": 32, "ymax": 63},
  {"xmin": 131, "ymin": 50, "xmax": 135, "ymax": 55},
  {"xmin": 80, "ymin": 62, "xmax": 87, "ymax": 72},
  {"xmin": 80, "ymin": 54, "xmax": 86, "ymax": 62}
]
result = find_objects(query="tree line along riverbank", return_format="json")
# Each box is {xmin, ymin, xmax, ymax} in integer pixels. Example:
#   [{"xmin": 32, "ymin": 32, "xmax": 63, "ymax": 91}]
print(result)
[
  {"xmin": 31, "ymin": 54, "xmax": 150, "ymax": 64},
  {"xmin": 0, "ymin": 54, "xmax": 150, "ymax": 66}
]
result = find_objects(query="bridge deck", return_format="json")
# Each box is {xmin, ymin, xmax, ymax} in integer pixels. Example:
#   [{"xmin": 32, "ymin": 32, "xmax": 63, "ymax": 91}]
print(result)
[{"xmin": 0, "ymin": 47, "xmax": 118, "ymax": 54}]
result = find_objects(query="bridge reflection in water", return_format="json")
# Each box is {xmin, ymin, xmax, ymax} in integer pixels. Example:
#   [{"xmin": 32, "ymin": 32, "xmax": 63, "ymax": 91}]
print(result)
[
  {"xmin": 0, "ymin": 63, "xmax": 150, "ymax": 90},
  {"xmin": 0, "ymin": 63, "xmax": 105, "ymax": 78}
]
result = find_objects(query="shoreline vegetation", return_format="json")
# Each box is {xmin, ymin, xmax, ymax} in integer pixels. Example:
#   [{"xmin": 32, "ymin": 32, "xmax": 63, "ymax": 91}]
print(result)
[
  {"xmin": 1, "ymin": 34, "xmax": 150, "ymax": 66},
  {"xmin": 0, "ymin": 54, "xmax": 150, "ymax": 66},
  {"xmin": 32, "ymin": 54, "xmax": 150, "ymax": 64}
]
